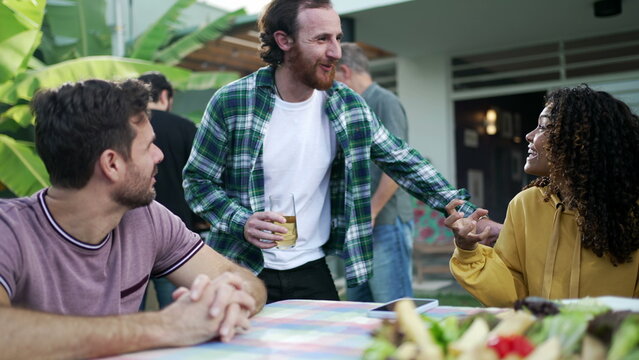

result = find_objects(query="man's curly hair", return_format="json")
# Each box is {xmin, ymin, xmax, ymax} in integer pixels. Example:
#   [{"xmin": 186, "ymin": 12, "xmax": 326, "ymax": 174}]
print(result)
[
  {"xmin": 258, "ymin": 0, "xmax": 332, "ymax": 66},
  {"xmin": 526, "ymin": 85, "xmax": 639, "ymax": 265}
]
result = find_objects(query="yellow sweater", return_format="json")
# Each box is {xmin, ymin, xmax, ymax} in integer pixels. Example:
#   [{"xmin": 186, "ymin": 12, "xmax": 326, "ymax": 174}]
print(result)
[{"xmin": 450, "ymin": 186, "xmax": 639, "ymax": 307}]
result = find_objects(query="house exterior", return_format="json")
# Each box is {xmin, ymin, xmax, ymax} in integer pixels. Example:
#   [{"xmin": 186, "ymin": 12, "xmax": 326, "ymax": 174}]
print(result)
[
  {"xmin": 336, "ymin": 0, "xmax": 638, "ymax": 224},
  {"xmin": 343, "ymin": 0, "xmax": 639, "ymax": 189}
]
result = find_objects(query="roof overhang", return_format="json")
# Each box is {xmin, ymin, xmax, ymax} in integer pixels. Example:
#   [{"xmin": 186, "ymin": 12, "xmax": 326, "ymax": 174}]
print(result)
[{"xmin": 333, "ymin": 0, "xmax": 414, "ymax": 15}]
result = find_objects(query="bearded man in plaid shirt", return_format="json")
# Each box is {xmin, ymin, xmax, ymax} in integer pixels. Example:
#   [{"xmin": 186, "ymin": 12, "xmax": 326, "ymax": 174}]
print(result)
[{"xmin": 184, "ymin": 0, "xmax": 500, "ymax": 303}]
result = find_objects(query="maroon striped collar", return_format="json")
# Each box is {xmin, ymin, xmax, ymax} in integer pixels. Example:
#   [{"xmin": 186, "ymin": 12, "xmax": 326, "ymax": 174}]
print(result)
[{"xmin": 38, "ymin": 189, "xmax": 111, "ymax": 251}]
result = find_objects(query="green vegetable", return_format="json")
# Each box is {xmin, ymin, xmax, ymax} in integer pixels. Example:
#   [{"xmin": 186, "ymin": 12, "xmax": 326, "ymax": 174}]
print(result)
[
  {"xmin": 362, "ymin": 338, "xmax": 397, "ymax": 360},
  {"xmin": 608, "ymin": 314, "xmax": 639, "ymax": 360},
  {"xmin": 620, "ymin": 348, "xmax": 639, "ymax": 360},
  {"xmin": 527, "ymin": 312, "xmax": 592, "ymax": 355},
  {"xmin": 458, "ymin": 312, "xmax": 499, "ymax": 333},
  {"xmin": 439, "ymin": 316, "xmax": 462, "ymax": 346},
  {"xmin": 421, "ymin": 315, "xmax": 461, "ymax": 353}
]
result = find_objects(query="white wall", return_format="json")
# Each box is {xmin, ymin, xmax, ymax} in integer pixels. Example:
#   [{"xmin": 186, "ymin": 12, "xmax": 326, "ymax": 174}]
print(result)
[
  {"xmin": 397, "ymin": 54, "xmax": 457, "ymax": 185},
  {"xmin": 333, "ymin": 0, "xmax": 412, "ymax": 14}
]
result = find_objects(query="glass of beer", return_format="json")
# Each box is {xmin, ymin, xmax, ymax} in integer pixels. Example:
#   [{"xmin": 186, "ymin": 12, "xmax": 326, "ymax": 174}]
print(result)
[{"xmin": 268, "ymin": 193, "xmax": 298, "ymax": 249}]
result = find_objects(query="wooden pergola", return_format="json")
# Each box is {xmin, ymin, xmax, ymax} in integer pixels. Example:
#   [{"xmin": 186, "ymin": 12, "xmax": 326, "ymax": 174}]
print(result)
[{"xmin": 178, "ymin": 23, "xmax": 394, "ymax": 77}]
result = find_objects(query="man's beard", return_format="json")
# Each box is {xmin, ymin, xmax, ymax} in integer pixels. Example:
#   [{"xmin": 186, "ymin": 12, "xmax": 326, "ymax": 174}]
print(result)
[
  {"xmin": 289, "ymin": 45, "xmax": 335, "ymax": 91},
  {"xmin": 112, "ymin": 164, "xmax": 156, "ymax": 209}
]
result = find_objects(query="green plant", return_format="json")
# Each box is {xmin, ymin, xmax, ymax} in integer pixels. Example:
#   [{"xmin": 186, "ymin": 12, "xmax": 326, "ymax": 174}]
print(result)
[
  {"xmin": 0, "ymin": 0, "xmax": 244, "ymax": 197},
  {"xmin": 38, "ymin": 0, "xmax": 111, "ymax": 64},
  {"xmin": 0, "ymin": 0, "xmax": 49, "ymax": 196}
]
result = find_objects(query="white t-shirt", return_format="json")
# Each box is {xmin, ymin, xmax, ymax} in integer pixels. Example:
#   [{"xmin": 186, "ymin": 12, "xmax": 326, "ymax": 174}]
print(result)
[{"xmin": 262, "ymin": 90, "xmax": 336, "ymax": 270}]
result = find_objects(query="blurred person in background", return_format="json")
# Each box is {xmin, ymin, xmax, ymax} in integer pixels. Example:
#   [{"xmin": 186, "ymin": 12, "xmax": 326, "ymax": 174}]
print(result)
[
  {"xmin": 335, "ymin": 43, "xmax": 414, "ymax": 303},
  {"xmin": 138, "ymin": 72, "xmax": 208, "ymax": 309}
]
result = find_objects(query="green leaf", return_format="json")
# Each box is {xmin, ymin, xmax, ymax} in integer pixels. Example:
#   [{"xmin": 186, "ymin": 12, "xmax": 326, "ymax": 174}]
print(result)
[
  {"xmin": 0, "ymin": 0, "xmax": 46, "ymax": 83},
  {"xmin": 41, "ymin": 0, "xmax": 111, "ymax": 60},
  {"xmin": 129, "ymin": 0, "xmax": 197, "ymax": 60},
  {"xmin": 28, "ymin": 56, "xmax": 46, "ymax": 70},
  {"xmin": 1, "ymin": 104, "xmax": 33, "ymax": 127},
  {"xmin": 0, "ymin": 55, "xmax": 195, "ymax": 104},
  {"xmin": 0, "ymin": 81, "xmax": 12, "ymax": 104},
  {"xmin": 2, "ymin": 0, "xmax": 47, "ymax": 28},
  {"xmin": 38, "ymin": 22, "xmax": 79, "ymax": 64},
  {"xmin": 153, "ymin": 9, "xmax": 246, "ymax": 65},
  {"xmin": 0, "ymin": 115, "xmax": 23, "ymax": 134},
  {"xmin": 175, "ymin": 70, "xmax": 239, "ymax": 91},
  {"xmin": 0, "ymin": 135, "xmax": 49, "ymax": 197}
]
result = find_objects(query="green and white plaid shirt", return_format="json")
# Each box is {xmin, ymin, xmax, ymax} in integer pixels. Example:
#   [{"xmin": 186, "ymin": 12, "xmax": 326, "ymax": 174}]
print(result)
[{"xmin": 183, "ymin": 66, "xmax": 476, "ymax": 287}]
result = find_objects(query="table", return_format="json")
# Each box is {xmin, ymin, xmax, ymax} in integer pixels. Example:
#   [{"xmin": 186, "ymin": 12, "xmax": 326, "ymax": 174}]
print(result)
[{"xmin": 108, "ymin": 300, "xmax": 491, "ymax": 360}]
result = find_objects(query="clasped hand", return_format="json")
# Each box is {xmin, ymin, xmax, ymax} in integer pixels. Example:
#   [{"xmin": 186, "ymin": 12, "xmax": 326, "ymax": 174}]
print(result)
[
  {"xmin": 444, "ymin": 199, "xmax": 493, "ymax": 250},
  {"xmin": 162, "ymin": 272, "xmax": 256, "ymax": 345}
]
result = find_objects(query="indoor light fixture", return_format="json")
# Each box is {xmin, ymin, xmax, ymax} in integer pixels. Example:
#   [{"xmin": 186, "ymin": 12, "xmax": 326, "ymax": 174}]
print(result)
[{"xmin": 485, "ymin": 108, "xmax": 497, "ymax": 135}]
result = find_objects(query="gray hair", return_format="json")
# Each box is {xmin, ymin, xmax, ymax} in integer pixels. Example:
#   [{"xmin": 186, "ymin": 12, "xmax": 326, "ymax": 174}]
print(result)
[{"xmin": 339, "ymin": 42, "xmax": 369, "ymax": 74}]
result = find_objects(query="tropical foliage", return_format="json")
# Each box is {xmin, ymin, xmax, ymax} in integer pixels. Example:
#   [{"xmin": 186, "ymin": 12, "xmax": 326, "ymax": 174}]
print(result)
[
  {"xmin": 0, "ymin": 0, "xmax": 49, "ymax": 196},
  {"xmin": 0, "ymin": 0, "xmax": 245, "ymax": 197},
  {"xmin": 38, "ymin": 0, "xmax": 112, "ymax": 64}
]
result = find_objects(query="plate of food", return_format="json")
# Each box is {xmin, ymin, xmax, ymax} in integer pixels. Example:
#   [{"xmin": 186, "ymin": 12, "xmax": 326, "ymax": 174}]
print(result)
[
  {"xmin": 363, "ymin": 297, "xmax": 639, "ymax": 360},
  {"xmin": 559, "ymin": 296, "xmax": 639, "ymax": 312}
]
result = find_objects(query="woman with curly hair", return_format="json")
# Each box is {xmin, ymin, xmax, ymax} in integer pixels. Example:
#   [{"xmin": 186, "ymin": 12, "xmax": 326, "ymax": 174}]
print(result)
[{"xmin": 445, "ymin": 85, "xmax": 639, "ymax": 307}]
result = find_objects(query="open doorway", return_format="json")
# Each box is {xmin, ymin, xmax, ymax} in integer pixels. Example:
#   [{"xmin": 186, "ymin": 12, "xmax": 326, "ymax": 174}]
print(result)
[{"xmin": 454, "ymin": 92, "xmax": 546, "ymax": 222}]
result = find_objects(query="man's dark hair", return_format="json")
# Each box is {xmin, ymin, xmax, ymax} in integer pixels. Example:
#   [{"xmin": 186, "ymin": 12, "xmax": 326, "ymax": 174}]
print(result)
[
  {"xmin": 32, "ymin": 79, "xmax": 150, "ymax": 189},
  {"xmin": 138, "ymin": 71, "xmax": 173, "ymax": 102},
  {"xmin": 258, "ymin": 0, "xmax": 332, "ymax": 66}
]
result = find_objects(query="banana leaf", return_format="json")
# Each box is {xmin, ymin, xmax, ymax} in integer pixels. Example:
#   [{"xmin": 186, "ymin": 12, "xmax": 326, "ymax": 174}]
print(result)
[
  {"xmin": 39, "ymin": 0, "xmax": 111, "ymax": 64},
  {"xmin": 153, "ymin": 9, "xmax": 246, "ymax": 66},
  {"xmin": 2, "ymin": 0, "xmax": 46, "ymax": 26},
  {"xmin": 28, "ymin": 56, "xmax": 46, "ymax": 70},
  {"xmin": 176, "ymin": 70, "xmax": 239, "ymax": 91},
  {"xmin": 0, "ymin": 56, "xmax": 194, "ymax": 104},
  {"xmin": 129, "ymin": 0, "xmax": 196, "ymax": 60},
  {"xmin": 0, "ymin": 104, "xmax": 32, "ymax": 127},
  {"xmin": 0, "ymin": 56, "xmax": 238, "ymax": 127},
  {"xmin": 0, "ymin": 0, "xmax": 46, "ymax": 83},
  {"xmin": 0, "ymin": 135, "xmax": 49, "ymax": 197}
]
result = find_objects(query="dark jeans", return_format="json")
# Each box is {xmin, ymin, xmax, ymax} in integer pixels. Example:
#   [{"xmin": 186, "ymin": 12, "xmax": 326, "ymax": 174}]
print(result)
[{"xmin": 258, "ymin": 257, "xmax": 340, "ymax": 304}]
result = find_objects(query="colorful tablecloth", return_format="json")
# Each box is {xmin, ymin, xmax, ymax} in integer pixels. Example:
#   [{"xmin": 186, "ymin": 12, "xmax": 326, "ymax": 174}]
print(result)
[{"xmin": 107, "ymin": 300, "xmax": 492, "ymax": 360}]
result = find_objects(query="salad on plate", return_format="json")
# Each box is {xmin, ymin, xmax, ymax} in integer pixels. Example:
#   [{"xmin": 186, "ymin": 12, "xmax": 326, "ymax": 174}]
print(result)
[{"xmin": 363, "ymin": 297, "xmax": 639, "ymax": 360}]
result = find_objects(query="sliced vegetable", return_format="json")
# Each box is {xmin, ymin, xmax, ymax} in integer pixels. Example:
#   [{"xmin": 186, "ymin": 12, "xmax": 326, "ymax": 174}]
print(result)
[
  {"xmin": 581, "ymin": 335, "xmax": 607, "ymax": 360},
  {"xmin": 449, "ymin": 317, "xmax": 490, "ymax": 356},
  {"xmin": 486, "ymin": 335, "xmax": 534, "ymax": 358},
  {"xmin": 362, "ymin": 338, "xmax": 397, "ymax": 360},
  {"xmin": 526, "ymin": 337, "xmax": 561, "ymax": 360},
  {"xmin": 488, "ymin": 311, "xmax": 536, "ymax": 337},
  {"xmin": 395, "ymin": 299, "xmax": 444, "ymax": 360},
  {"xmin": 527, "ymin": 312, "xmax": 592, "ymax": 355}
]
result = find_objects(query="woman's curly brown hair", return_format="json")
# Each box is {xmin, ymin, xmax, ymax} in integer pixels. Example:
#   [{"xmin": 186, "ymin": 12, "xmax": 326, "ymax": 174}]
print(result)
[{"xmin": 526, "ymin": 85, "xmax": 639, "ymax": 265}]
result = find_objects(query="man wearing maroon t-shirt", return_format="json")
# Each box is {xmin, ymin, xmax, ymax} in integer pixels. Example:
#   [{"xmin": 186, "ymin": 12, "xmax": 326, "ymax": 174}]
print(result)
[{"xmin": 0, "ymin": 79, "xmax": 266, "ymax": 359}]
